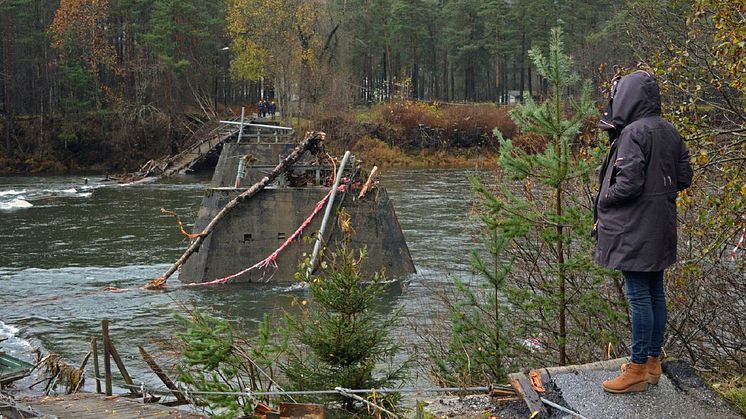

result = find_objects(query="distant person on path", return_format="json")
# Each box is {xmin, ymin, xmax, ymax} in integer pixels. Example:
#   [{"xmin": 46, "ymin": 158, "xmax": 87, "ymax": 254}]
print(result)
[
  {"xmin": 593, "ymin": 71, "xmax": 693, "ymax": 394},
  {"xmin": 269, "ymin": 100, "xmax": 276, "ymax": 119},
  {"xmin": 257, "ymin": 100, "xmax": 266, "ymax": 118}
]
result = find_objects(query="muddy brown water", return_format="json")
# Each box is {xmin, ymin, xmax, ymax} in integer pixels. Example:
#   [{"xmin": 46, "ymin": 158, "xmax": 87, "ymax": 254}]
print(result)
[{"xmin": 0, "ymin": 169, "xmax": 492, "ymax": 390}]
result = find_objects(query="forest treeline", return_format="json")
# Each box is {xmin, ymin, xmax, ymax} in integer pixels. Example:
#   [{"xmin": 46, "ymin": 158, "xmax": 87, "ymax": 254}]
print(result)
[
  {"xmin": 0, "ymin": 0, "xmax": 742, "ymax": 174},
  {"xmin": 1, "ymin": 0, "xmax": 616, "ymax": 117},
  {"xmin": 0, "ymin": 0, "xmax": 623, "ymax": 172}
]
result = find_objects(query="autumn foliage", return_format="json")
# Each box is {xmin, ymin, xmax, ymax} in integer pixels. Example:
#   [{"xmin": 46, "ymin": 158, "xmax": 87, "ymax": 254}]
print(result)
[
  {"xmin": 378, "ymin": 101, "xmax": 514, "ymax": 135},
  {"xmin": 226, "ymin": 0, "xmax": 325, "ymax": 117},
  {"xmin": 50, "ymin": 0, "xmax": 118, "ymax": 78}
]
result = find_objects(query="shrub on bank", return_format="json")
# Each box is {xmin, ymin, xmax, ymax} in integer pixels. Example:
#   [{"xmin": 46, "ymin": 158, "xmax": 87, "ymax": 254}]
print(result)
[
  {"xmin": 377, "ymin": 101, "xmax": 441, "ymax": 130},
  {"xmin": 350, "ymin": 136, "xmax": 499, "ymax": 168},
  {"xmin": 510, "ymin": 132, "xmax": 547, "ymax": 154},
  {"xmin": 441, "ymin": 103, "xmax": 517, "ymax": 139},
  {"xmin": 375, "ymin": 101, "xmax": 517, "ymax": 148},
  {"xmin": 318, "ymin": 102, "xmax": 532, "ymax": 168},
  {"xmin": 350, "ymin": 136, "xmax": 416, "ymax": 167},
  {"xmin": 0, "ymin": 111, "xmax": 181, "ymax": 174}
]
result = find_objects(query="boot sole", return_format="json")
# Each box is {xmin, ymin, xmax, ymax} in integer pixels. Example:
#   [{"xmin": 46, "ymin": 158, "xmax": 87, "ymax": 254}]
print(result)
[{"xmin": 602, "ymin": 381, "xmax": 648, "ymax": 393}]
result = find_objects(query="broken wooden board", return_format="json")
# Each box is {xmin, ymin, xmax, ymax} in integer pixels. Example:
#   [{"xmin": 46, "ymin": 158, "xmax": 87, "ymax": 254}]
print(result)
[
  {"xmin": 27, "ymin": 393, "xmax": 204, "ymax": 418},
  {"xmin": 509, "ymin": 371, "xmax": 548, "ymax": 418}
]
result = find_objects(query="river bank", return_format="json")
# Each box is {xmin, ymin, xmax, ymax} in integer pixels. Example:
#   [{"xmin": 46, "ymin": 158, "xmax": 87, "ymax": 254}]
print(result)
[
  {"xmin": 0, "ymin": 112, "xmax": 189, "ymax": 175},
  {"xmin": 0, "ymin": 102, "xmax": 517, "ymax": 175},
  {"xmin": 318, "ymin": 101, "xmax": 518, "ymax": 169}
]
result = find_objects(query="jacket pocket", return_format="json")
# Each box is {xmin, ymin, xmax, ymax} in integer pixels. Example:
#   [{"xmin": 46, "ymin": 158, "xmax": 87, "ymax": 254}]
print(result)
[
  {"xmin": 609, "ymin": 165, "xmax": 619, "ymax": 187},
  {"xmin": 605, "ymin": 157, "xmax": 623, "ymax": 200},
  {"xmin": 597, "ymin": 207, "xmax": 628, "ymax": 234}
]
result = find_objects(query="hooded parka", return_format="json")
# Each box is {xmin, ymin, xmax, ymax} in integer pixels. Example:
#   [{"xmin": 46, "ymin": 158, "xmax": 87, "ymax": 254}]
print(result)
[{"xmin": 594, "ymin": 71, "xmax": 693, "ymax": 272}]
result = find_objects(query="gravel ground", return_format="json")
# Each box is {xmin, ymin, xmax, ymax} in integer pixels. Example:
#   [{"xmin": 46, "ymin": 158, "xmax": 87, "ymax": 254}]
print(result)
[
  {"xmin": 423, "ymin": 361, "xmax": 740, "ymax": 419},
  {"xmin": 423, "ymin": 394, "xmax": 530, "ymax": 419},
  {"xmin": 551, "ymin": 362, "xmax": 741, "ymax": 419}
]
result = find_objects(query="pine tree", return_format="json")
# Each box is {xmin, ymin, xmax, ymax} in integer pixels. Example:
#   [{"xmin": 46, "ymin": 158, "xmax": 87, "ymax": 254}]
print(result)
[
  {"xmin": 429, "ymin": 226, "xmax": 511, "ymax": 385},
  {"xmin": 174, "ymin": 311, "xmax": 249, "ymax": 419},
  {"xmin": 490, "ymin": 27, "xmax": 625, "ymax": 366},
  {"xmin": 174, "ymin": 309, "xmax": 288, "ymax": 418},
  {"xmin": 282, "ymin": 209, "xmax": 408, "ymax": 413},
  {"xmin": 442, "ymin": 0, "xmax": 498, "ymax": 101},
  {"xmin": 434, "ymin": 28, "xmax": 626, "ymax": 381}
]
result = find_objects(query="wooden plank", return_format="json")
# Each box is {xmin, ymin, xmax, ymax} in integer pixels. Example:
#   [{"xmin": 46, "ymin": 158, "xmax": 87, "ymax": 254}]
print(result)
[
  {"xmin": 74, "ymin": 351, "xmax": 92, "ymax": 393},
  {"xmin": 102, "ymin": 320, "xmax": 112, "ymax": 396},
  {"xmin": 92, "ymin": 336, "xmax": 101, "ymax": 394},
  {"xmin": 107, "ymin": 336, "xmax": 137, "ymax": 394},
  {"xmin": 29, "ymin": 393, "xmax": 205, "ymax": 418},
  {"xmin": 509, "ymin": 372, "xmax": 548, "ymax": 418},
  {"xmin": 139, "ymin": 346, "xmax": 187, "ymax": 403}
]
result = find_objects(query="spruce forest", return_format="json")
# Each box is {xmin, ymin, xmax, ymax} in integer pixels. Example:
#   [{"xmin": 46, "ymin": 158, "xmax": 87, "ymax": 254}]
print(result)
[{"xmin": 3, "ymin": 0, "xmax": 624, "ymax": 171}]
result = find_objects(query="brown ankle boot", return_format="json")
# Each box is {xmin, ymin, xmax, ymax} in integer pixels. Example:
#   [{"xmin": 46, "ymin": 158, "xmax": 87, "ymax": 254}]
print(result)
[
  {"xmin": 621, "ymin": 356, "xmax": 662, "ymax": 385},
  {"xmin": 646, "ymin": 356, "xmax": 661, "ymax": 385},
  {"xmin": 603, "ymin": 362, "xmax": 648, "ymax": 393}
]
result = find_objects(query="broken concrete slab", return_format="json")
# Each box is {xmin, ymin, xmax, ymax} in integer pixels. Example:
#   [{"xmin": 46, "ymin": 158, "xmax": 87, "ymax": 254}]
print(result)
[
  {"xmin": 552, "ymin": 369, "xmax": 738, "ymax": 418},
  {"xmin": 426, "ymin": 358, "xmax": 740, "ymax": 419},
  {"xmin": 543, "ymin": 358, "xmax": 740, "ymax": 419}
]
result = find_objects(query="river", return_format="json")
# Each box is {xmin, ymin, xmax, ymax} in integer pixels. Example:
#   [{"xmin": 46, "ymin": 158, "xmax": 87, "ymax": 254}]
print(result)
[{"xmin": 0, "ymin": 169, "xmax": 491, "ymax": 389}]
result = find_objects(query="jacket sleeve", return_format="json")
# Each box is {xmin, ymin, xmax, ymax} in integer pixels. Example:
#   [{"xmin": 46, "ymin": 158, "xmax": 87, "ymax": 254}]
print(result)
[
  {"xmin": 601, "ymin": 130, "xmax": 646, "ymax": 207},
  {"xmin": 677, "ymin": 139, "xmax": 693, "ymax": 191}
]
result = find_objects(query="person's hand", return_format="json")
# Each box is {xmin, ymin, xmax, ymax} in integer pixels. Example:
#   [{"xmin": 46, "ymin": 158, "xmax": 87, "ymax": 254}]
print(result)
[{"xmin": 590, "ymin": 221, "xmax": 598, "ymax": 240}]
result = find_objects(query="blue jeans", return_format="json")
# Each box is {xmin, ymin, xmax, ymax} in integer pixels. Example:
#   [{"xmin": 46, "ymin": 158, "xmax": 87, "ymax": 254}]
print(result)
[{"xmin": 623, "ymin": 270, "xmax": 667, "ymax": 364}]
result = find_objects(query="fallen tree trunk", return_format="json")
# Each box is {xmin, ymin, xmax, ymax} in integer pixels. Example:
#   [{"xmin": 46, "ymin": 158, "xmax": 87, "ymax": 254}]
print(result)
[{"xmin": 145, "ymin": 131, "xmax": 324, "ymax": 289}]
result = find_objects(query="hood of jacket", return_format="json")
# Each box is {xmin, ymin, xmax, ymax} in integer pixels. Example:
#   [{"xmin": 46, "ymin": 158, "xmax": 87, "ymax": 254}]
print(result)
[{"xmin": 599, "ymin": 71, "xmax": 661, "ymax": 137}]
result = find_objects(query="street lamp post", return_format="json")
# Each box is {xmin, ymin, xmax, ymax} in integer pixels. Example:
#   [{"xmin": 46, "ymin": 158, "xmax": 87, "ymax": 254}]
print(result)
[{"xmin": 214, "ymin": 46, "xmax": 230, "ymax": 114}]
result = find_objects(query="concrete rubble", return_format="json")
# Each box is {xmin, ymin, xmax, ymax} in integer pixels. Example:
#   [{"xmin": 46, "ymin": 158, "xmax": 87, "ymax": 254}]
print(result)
[{"xmin": 423, "ymin": 358, "xmax": 741, "ymax": 419}]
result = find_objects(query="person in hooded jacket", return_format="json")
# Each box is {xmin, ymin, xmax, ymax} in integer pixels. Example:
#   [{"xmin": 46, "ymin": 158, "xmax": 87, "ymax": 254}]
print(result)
[{"xmin": 593, "ymin": 71, "xmax": 693, "ymax": 393}]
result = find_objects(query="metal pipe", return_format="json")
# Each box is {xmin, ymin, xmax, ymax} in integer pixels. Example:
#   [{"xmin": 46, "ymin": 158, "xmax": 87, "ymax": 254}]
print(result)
[
  {"xmin": 219, "ymin": 120, "xmax": 293, "ymax": 131},
  {"xmin": 113, "ymin": 380, "xmax": 491, "ymax": 397},
  {"xmin": 236, "ymin": 107, "xmax": 245, "ymax": 144},
  {"xmin": 540, "ymin": 397, "xmax": 589, "ymax": 419},
  {"xmin": 233, "ymin": 108, "xmax": 248, "ymax": 188},
  {"xmin": 336, "ymin": 387, "xmax": 398, "ymax": 418},
  {"xmin": 307, "ymin": 150, "xmax": 351, "ymax": 279},
  {"xmin": 234, "ymin": 157, "xmax": 247, "ymax": 188}
]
